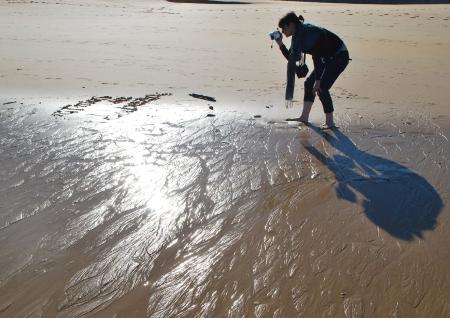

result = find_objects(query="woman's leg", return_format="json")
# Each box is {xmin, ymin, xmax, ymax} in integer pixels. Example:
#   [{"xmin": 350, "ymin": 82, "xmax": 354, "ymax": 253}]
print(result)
[
  {"xmin": 299, "ymin": 71, "xmax": 316, "ymax": 122},
  {"xmin": 317, "ymin": 52, "xmax": 350, "ymax": 126},
  {"xmin": 317, "ymin": 89, "xmax": 335, "ymax": 127},
  {"xmin": 299, "ymin": 101, "xmax": 314, "ymax": 122}
]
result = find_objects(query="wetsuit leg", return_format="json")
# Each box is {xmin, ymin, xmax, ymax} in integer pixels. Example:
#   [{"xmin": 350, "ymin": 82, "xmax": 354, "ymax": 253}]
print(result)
[
  {"xmin": 318, "ymin": 51, "xmax": 350, "ymax": 113},
  {"xmin": 304, "ymin": 70, "xmax": 316, "ymax": 102},
  {"xmin": 318, "ymin": 90, "xmax": 334, "ymax": 113}
]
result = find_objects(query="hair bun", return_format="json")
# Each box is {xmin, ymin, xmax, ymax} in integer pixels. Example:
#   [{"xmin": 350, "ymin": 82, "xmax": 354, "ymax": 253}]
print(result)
[{"xmin": 278, "ymin": 12, "xmax": 304, "ymax": 29}]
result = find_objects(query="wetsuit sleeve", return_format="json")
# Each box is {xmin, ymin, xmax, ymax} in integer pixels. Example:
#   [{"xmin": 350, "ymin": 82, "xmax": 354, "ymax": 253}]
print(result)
[
  {"xmin": 285, "ymin": 37, "xmax": 301, "ymax": 100},
  {"xmin": 312, "ymin": 55, "xmax": 324, "ymax": 80},
  {"xmin": 279, "ymin": 44, "xmax": 290, "ymax": 60}
]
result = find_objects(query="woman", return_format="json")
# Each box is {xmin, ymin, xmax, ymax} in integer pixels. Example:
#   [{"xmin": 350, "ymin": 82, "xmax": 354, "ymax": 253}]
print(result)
[{"xmin": 276, "ymin": 12, "xmax": 350, "ymax": 128}]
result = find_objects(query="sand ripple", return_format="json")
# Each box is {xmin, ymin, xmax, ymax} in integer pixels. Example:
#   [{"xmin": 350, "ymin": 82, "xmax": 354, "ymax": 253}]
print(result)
[{"xmin": 0, "ymin": 101, "xmax": 449, "ymax": 317}]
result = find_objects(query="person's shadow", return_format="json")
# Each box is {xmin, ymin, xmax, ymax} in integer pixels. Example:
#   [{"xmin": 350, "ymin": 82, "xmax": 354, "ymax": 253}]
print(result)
[{"xmin": 302, "ymin": 125, "xmax": 443, "ymax": 241}]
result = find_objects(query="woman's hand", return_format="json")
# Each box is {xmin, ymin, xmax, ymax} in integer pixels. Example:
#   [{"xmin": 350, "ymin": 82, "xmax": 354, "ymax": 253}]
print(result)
[
  {"xmin": 275, "ymin": 33, "xmax": 283, "ymax": 47},
  {"xmin": 285, "ymin": 99, "xmax": 293, "ymax": 109},
  {"xmin": 313, "ymin": 80, "xmax": 321, "ymax": 96}
]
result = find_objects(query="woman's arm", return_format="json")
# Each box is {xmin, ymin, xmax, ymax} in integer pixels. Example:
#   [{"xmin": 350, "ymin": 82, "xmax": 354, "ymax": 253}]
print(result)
[
  {"xmin": 312, "ymin": 55, "xmax": 325, "ymax": 80},
  {"xmin": 279, "ymin": 43, "xmax": 290, "ymax": 60},
  {"xmin": 312, "ymin": 55, "xmax": 324, "ymax": 96},
  {"xmin": 285, "ymin": 35, "xmax": 302, "ymax": 100},
  {"xmin": 276, "ymin": 36, "xmax": 290, "ymax": 60}
]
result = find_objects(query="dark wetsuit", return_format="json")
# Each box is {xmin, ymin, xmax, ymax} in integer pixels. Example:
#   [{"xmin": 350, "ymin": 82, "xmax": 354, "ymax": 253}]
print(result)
[{"xmin": 280, "ymin": 22, "xmax": 350, "ymax": 113}]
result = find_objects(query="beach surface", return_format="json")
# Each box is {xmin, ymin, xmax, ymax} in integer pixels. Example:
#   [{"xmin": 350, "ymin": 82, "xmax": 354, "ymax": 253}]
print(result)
[{"xmin": 1, "ymin": 0, "xmax": 450, "ymax": 317}]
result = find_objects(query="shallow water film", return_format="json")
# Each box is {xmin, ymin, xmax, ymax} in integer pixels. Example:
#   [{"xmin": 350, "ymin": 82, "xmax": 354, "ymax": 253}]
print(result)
[{"xmin": 1, "ymin": 99, "xmax": 449, "ymax": 317}]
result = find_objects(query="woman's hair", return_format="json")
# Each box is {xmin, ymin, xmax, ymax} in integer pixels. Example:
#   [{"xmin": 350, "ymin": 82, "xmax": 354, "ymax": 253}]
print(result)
[{"xmin": 278, "ymin": 12, "xmax": 304, "ymax": 29}]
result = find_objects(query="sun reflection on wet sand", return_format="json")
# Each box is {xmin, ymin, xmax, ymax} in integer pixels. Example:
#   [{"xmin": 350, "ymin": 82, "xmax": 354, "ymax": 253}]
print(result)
[{"xmin": 0, "ymin": 99, "xmax": 449, "ymax": 317}]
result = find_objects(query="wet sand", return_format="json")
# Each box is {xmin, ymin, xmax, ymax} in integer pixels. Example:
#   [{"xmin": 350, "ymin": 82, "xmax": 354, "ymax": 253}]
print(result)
[{"xmin": 1, "ymin": 0, "xmax": 450, "ymax": 317}]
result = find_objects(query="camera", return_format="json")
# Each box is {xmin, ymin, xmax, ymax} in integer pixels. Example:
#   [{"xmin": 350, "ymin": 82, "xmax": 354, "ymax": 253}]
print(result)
[
  {"xmin": 296, "ymin": 63, "xmax": 309, "ymax": 78},
  {"xmin": 269, "ymin": 31, "xmax": 281, "ymax": 41}
]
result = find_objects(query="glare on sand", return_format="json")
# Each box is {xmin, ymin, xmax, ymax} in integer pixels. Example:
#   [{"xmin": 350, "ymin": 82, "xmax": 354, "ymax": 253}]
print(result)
[{"xmin": 1, "ymin": 96, "xmax": 449, "ymax": 317}]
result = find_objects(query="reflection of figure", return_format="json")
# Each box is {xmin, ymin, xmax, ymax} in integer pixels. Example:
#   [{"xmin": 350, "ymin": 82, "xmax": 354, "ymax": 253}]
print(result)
[{"xmin": 304, "ymin": 126, "xmax": 443, "ymax": 241}]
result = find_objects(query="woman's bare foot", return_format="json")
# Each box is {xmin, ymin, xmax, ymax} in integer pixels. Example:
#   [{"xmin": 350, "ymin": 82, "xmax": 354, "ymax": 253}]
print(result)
[
  {"xmin": 321, "ymin": 123, "xmax": 337, "ymax": 130},
  {"xmin": 299, "ymin": 115, "xmax": 309, "ymax": 123},
  {"xmin": 286, "ymin": 116, "xmax": 309, "ymax": 123},
  {"xmin": 286, "ymin": 101, "xmax": 313, "ymax": 123},
  {"xmin": 325, "ymin": 112, "xmax": 335, "ymax": 128}
]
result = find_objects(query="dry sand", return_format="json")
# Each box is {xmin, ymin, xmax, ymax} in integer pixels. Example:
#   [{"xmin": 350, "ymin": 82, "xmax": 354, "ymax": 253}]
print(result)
[{"xmin": 1, "ymin": 0, "xmax": 450, "ymax": 317}]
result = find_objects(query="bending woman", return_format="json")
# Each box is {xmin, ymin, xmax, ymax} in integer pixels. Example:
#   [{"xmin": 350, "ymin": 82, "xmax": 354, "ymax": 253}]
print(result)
[{"xmin": 276, "ymin": 12, "xmax": 350, "ymax": 128}]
